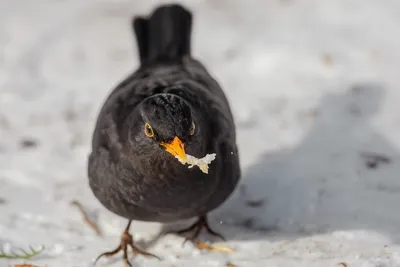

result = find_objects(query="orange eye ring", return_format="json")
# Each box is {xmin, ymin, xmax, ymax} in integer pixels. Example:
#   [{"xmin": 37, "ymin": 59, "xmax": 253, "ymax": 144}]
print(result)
[
  {"xmin": 144, "ymin": 123, "xmax": 154, "ymax": 137},
  {"xmin": 189, "ymin": 121, "xmax": 195, "ymax": 135}
]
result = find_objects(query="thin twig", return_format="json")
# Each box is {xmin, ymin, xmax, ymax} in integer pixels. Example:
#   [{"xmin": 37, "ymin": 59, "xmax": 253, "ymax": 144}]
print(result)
[
  {"xmin": 196, "ymin": 241, "xmax": 234, "ymax": 253},
  {"xmin": 71, "ymin": 200, "xmax": 103, "ymax": 237}
]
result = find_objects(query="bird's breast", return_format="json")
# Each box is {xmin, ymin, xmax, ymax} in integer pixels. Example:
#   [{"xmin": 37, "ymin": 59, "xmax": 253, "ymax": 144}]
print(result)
[{"xmin": 128, "ymin": 154, "xmax": 220, "ymax": 215}]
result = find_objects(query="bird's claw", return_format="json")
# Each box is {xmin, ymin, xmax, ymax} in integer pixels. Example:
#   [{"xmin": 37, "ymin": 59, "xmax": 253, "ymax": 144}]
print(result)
[
  {"xmin": 94, "ymin": 226, "xmax": 160, "ymax": 267},
  {"xmin": 165, "ymin": 216, "xmax": 227, "ymax": 248}
]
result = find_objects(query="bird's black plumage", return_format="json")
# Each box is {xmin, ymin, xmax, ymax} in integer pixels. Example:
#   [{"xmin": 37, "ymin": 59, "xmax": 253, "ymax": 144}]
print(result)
[{"xmin": 88, "ymin": 4, "xmax": 240, "ymax": 265}]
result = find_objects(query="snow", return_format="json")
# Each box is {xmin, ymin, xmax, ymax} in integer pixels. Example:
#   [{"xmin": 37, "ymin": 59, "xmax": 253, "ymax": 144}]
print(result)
[{"xmin": 1, "ymin": 0, "xmax": 400, "ymax": 266}]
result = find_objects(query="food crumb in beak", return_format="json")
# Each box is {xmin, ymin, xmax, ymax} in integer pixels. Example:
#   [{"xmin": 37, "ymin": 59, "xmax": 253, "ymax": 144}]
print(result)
[{"xmin": 175, "ymin": 153, "xmax": 216, "ymax": 174}]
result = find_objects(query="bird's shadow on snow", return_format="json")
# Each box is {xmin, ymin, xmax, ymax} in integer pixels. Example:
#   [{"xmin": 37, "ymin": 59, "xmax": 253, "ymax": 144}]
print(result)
[{"xmin": 213, "ymin": 82, "xmax": 400, "ymax": 244}]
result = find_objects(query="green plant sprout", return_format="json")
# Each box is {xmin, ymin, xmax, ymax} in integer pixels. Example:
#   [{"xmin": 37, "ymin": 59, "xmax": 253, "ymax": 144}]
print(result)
[{"xmin": 0, "ymin": 245, "xmax": 45, "ymax": 259}]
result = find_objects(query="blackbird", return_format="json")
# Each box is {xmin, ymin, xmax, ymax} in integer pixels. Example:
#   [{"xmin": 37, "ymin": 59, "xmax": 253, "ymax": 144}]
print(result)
[{"xmin": 88, "ymin": 4, "xmax": 241, "ymax": 266}]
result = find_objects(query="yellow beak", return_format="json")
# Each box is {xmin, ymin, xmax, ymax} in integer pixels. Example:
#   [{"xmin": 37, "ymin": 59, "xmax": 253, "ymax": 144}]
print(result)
[{"xmin": 160, "ymin": 136, "xmax": 187, "ymax": 162}]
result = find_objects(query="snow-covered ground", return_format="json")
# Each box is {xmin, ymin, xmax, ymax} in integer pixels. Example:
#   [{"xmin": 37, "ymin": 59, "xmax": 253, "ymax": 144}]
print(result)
[{"xmin": 2, "ymin": 0, "xmax": 400, "ymax": 266}]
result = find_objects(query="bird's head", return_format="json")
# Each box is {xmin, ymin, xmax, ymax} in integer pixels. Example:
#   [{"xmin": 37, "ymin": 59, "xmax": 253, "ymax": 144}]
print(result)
[{"xmin": 128, "ymin": 93, "xmax": 201, "ymax": 162}]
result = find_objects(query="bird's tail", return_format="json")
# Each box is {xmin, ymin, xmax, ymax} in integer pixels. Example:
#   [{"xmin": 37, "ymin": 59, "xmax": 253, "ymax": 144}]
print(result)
[{"xmin": 132, "ymin": 4, "xmax": 192, "ymax": 65}]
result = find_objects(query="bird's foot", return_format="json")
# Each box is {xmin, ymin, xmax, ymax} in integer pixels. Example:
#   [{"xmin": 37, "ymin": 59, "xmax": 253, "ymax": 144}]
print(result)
[
  {"xmin": 94, "ymin": 222, "xmax": 160, "ymax": 267},
  {"xmin": 166, "ymin": 216, "xmax": 234, "ymax": 253}
]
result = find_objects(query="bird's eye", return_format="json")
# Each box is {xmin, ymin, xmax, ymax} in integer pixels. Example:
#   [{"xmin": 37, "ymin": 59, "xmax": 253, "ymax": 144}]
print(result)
[
  {"xmin": 189, "ymin": 121, "xmax": 195, "ymax": 135},
  {"xmin": 144, "ymin": 123, "xmax": 154, "ymax": 137}
]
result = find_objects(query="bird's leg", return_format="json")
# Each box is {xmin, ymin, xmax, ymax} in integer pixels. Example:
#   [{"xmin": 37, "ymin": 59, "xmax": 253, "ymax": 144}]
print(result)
[
  {"xmin": 167, "ymin": 216, "xmax": 234, "ymax": 252},
  {"xmin": 94, "ymin": 220, "xmax": 160, "ymax": 267}
]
